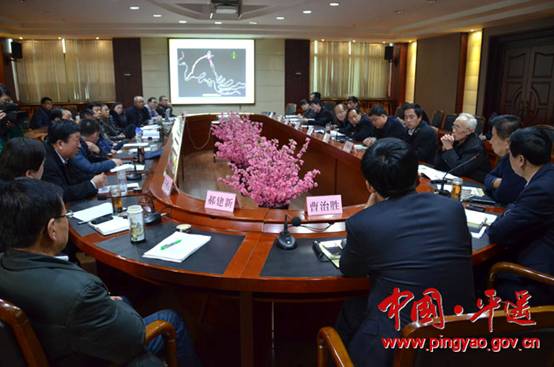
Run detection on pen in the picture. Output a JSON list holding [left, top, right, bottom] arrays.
[[161, 239, 182, 250]]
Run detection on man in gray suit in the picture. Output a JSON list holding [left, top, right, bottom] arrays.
[[0, 179, 200, 366]]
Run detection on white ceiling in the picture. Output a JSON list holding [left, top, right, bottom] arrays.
[[1, 0, 554, 42]]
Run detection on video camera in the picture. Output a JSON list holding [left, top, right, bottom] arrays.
[[0, 102, 28, 128]]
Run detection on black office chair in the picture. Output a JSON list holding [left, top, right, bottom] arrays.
[[443, 114, 457, 132], [430, 110, 445, 129]]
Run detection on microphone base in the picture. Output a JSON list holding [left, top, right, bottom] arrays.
[[127, 172, 142, 181], [437, 189, 451, 197], [275, 232, 297, 250]]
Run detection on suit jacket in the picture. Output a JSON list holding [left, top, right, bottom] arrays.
[[71, 139, 116, 175], [340, 115, 375, 142], [484, 155, 526, 206], [125, 106, 150, 127], [30, 107, 51, 129], [374, 117, 406, 140], [41, 143, 97, 202], [404, 121, 437, 164], [313, 109, 334, 126], [156, 105, 174, 118], [0, 250, 147, 366], [340, 192, 475, 367], [488, 163, 554, 305], [435, 133, 491, 182]]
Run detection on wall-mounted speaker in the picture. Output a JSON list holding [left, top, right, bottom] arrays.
[[384, 45, 393, 61], [11, 41, 23, 59]]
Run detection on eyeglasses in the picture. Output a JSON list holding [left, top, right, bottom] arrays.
[[54, 211, 73, 220]]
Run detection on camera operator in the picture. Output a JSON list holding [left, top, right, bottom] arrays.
[[0, 84, 26, 154]]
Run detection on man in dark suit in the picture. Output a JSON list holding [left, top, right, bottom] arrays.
[[0, 179, 201, 366], [30, 96, 53, 129], [488, 128, 554, 306], [340, 108, 374, 142], [364, 104, 406, 147], [310, 99, 334, 126], [338, 138, 475, 367], [126, 96, 151, 127], [435, 113, 490, 182], [157, 95, 175, 118], [333, 103, 349, 129], [484, 115, 526, 206], [41, 120, 106, 201], [402, 103, 437, 164]]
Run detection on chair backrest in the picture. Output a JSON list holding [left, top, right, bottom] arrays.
[[285, 103, 297, 115], [430, 110, 445, 128], [475, 115, 485, 136], [443, 114, 457, 132], [393, 306, 554, 367], [0, 298, 49, 367]]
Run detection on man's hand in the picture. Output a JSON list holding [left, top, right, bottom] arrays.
[[86, 141, 100, 154], [363, 137, 376, 147], [441, 134, 455, 151], [492, 178, 502, 189], [92, 173, 107, 188]]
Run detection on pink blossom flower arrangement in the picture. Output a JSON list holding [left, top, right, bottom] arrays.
[[221, 136, 320, 208], [211, 113, 262, 167]]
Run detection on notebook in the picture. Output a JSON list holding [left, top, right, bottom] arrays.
[[110, 164, 145, 173], [90, 216, 129, 236], [72, 203, 113, 223], [142, 231, 211, 263], [418, 165, 459, 181], [464, 209, 498, 229]]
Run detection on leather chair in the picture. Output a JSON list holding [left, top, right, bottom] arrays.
[[0, 298, 178, 367], [487, 261, 554, 290], [317, 306, 554, 367], [442, 114, 457, 133], [430, 110, 445, 129]]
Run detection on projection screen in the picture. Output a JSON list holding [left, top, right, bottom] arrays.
[[169, 39, 255, 104]]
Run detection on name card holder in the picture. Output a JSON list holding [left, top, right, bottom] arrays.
[[161, 173, 174, 196], [307, 126, 315, 136], [306, 195, 343, 216], [342, 141, 354, 153], [205, 190, 237, 213], [322, 133, 331, 143]]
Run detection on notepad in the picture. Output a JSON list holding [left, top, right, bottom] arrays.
[[142, 232, 211, 263], [316, 240, 344, 268], [90, 216, 129, 236], [354, 144, 367, 150], [72, 203, 113, 223], [418, 165, 459, 181], [110, 164, 145, 173], [123, 142, 149, 149], [465, 209, 498, 228]]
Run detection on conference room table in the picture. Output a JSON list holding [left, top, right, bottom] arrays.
[[69, 113, 501, 367]]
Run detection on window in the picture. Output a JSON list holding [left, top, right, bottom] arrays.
[[311, 41, 389, 99], [15, 39, 115, 104]]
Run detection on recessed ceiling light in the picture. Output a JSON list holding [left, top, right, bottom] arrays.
[[58, 36, 62, 40], [329, 2, 340, 6], [153, 14, 162, 18], [426, 0, 437, 3], [409, 40, 413, 43], [129, 6, 140, 10], [352, 39, 356, 43], [179, 20, 188, 24], [394, 10, 404, 15], [321, 38, 325, 42], [249, 21, 258, 24], [382, 41, 386, 44], [302, 10, 312, 14], [19, 36, 23, 40], [214, 21, 222, 25], [95, 36, 100, 40], [470, 29, 475, 32], [276, 16, 285, 20], [389, 43, 394, 46]]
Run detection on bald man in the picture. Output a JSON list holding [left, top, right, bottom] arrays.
[[125, 96, 150, 127]]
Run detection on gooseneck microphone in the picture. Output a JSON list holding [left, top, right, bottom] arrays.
[[436, 154, 480, 196], [275, 214, 298, 250]]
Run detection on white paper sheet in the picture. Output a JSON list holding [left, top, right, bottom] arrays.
[[143, 232, 211, 263], [418, 165, 459, 181], [465, 209, 498, 227], [90, 216, 129, 236], [110, 164, 145, 173], [72, 203, 113, 223]]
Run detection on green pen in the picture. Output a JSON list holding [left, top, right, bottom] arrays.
[[161, 239, 182, 250]]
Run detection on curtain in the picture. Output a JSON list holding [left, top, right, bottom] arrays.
[[64, 40, 116, 102], [311, 41, 389, 99], [15, 39, 115, 104], [15, 40, 67, 103]]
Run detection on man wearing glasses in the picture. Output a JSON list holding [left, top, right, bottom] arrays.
[[435, 113, 490, 182], [0, 179, 200, 366]]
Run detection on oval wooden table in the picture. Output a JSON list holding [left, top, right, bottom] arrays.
[[71, 114, 500, 367]]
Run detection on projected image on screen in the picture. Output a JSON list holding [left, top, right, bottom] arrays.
[[169, 39, 255, 104], [178, 49, 246, 97]]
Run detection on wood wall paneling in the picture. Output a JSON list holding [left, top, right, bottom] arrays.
[[0, 39, 17, 98], [455, 33, 469, 113], [390, 43, 408, 107], [284, 39, 310, 108], [112, 38, 143, 107]]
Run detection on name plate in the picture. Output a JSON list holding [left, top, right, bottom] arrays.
[[161, 173, 174, 196], [342, 140, 354, 153], [307, 126, 315, 136], [306, 195, 343, 216], [205, 190, 236, 213], [322, 133, 331, 143]]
